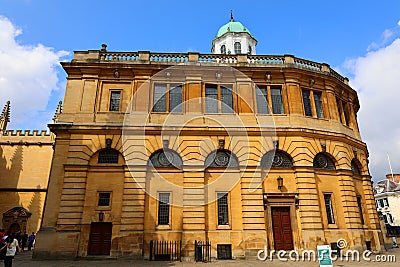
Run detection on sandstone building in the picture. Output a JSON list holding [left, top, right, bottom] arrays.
[[0, 101, 54, 235], [33, 17, 383, 260]]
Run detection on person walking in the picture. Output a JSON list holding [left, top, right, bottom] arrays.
[[1, 235, 20, 267], [27, 232, 35, 251], [21, 232, 28, 251]]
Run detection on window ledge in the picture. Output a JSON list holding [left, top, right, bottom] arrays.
[[156, 225, 171, 230], [217, 225, 231, 230], [327, 224, 338, 229]]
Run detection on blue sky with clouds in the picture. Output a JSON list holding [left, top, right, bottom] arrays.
[[0, 0, 400, 180]]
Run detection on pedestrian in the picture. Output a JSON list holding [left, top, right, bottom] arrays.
[[1, 235, 20, 267], [21, 232, 28, 251], [27, 232, 35, 251]]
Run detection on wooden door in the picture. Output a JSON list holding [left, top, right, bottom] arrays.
[[88, 222, 112, 255], [271, 207, 294, 250]]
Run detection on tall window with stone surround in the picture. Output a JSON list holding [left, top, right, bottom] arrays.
[[109, 91, 121, 111], [158, 192, 170, 225], [234, 42, 241, 54], [217, 193, 229, 225], [324, 193, 335, 224]]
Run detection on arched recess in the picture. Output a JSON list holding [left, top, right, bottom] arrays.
[[204, 149, 239, 168], [351, 158, 362, 175], [2, 206, 32, 234], [148, 149, 183, 168], [261, 150, 293, 168], [313, 152, 336, 170]]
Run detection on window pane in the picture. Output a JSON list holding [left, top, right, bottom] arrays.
[[217, 193, 229, 225], [221, 45, 226, 54], [98, 192, 111, 206], [234, 42, 241, 54], [153, 84, 167, 112], [342, 102, 350, 126], [314, 92, 324, 118], [356, 196, 364, 225], [324, 194, 335, 224], [169, 85, 182, 112], [302, 90, 312, 116], [109, 91, 121, 111], [256, 87, 269, 114], [221, 86, 233, 113], [271, 86, 284, 114], [205, 85, 218, 113], [158, 193, 170, 225], [336, 97, 343, 123], [98, 149, 119, 164]]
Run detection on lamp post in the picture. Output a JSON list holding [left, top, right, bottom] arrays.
[[277, 176, 283, 190]]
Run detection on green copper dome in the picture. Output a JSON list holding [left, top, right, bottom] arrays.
[[215, 21, 256, 40]]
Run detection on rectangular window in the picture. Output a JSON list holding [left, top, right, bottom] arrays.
[[356, 195, 365, 225], [336, 97, 343, 123], [158, 192, 170, 225], [205, 84, 234, 113], [383, 198, 389, 207], [217, 244, 232, 260], [342, 101, 350, 126], [153, 83, 182, 113], [169, 85, 182, 112], [109, 91, 121, 111], [302, 90, 312, 116], [313, 92, 324, 118], [217, 193, 229, 225], [256, 87, 269, 114], [220, 85, 233, 113], [98, 192, 111, 206], [324, 193, 335, 224], [271, 86, 284, 114], [379, 199, 384, 208], [153, 84, 167, 112]]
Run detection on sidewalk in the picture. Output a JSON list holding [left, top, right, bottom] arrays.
[[10, 248, 400, 267]]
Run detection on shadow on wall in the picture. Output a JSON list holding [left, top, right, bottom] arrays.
[[27, 185, 42, 233], [0, 145, 24, 231]]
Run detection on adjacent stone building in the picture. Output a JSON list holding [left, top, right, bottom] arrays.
[[33, 17, 383, 260], [0, 101, 54, 235]]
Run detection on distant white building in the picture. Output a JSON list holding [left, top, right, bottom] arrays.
[[374, 179, 400, 226], [211, 13, 257, 55]]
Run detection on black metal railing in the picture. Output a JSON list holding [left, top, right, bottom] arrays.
[[149, 240, 182, 261], [195, 240, 211, 262]]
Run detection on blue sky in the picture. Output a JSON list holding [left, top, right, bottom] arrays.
[[1, 0, 400, 180]]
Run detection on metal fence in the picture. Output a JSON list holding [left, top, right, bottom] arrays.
[[195, 240, 211, 262], [149, 240, 182, 261]]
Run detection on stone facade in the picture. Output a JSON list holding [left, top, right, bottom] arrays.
[[0, 127, 53, 235], [31, 45, 383, 260]]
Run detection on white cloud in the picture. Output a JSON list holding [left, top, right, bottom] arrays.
[[345, 38, 400, 181], [0, 16, 69, 129]]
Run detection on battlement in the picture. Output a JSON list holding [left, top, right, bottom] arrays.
[[2, 129, 51, 137]]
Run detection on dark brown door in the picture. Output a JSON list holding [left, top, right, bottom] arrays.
[[271, 207, 294, 250], [88, 222, 112, 255]]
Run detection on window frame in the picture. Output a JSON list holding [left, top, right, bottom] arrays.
[[356, 195, 365, 226], [217, 192, 230, 226], [323, 193, 335, 225], [234, 42, 241, 54], [152, 82, 183, 113], [109, 90, 122, 112], [220, 45, 226, 54], [204, 84, 235, 114], [255, 84, 285, 115], [157, 192, 171, 226], [97, 192, 112, 207], [301, 89, 324, 118]]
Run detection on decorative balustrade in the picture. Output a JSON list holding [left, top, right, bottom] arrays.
[[247, 55, 285, 65], [149, 53, 188, 63], [100, 52, 139, 62], [95, 50, 347, 83], [198, 54, 237, 64], [294, 58, 322, 72]]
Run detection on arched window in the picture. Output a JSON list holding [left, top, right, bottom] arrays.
[[261, 150, 293, 168], [220, 45, 226, 54], [234, 42, 241, 54], [351, 159, 361, 175], [148, 149, 182, 168], [248, 45, 252, 54], [313, 153, 336, 170], [205, 150, 239, 168], [98, 149, 119, 164]]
